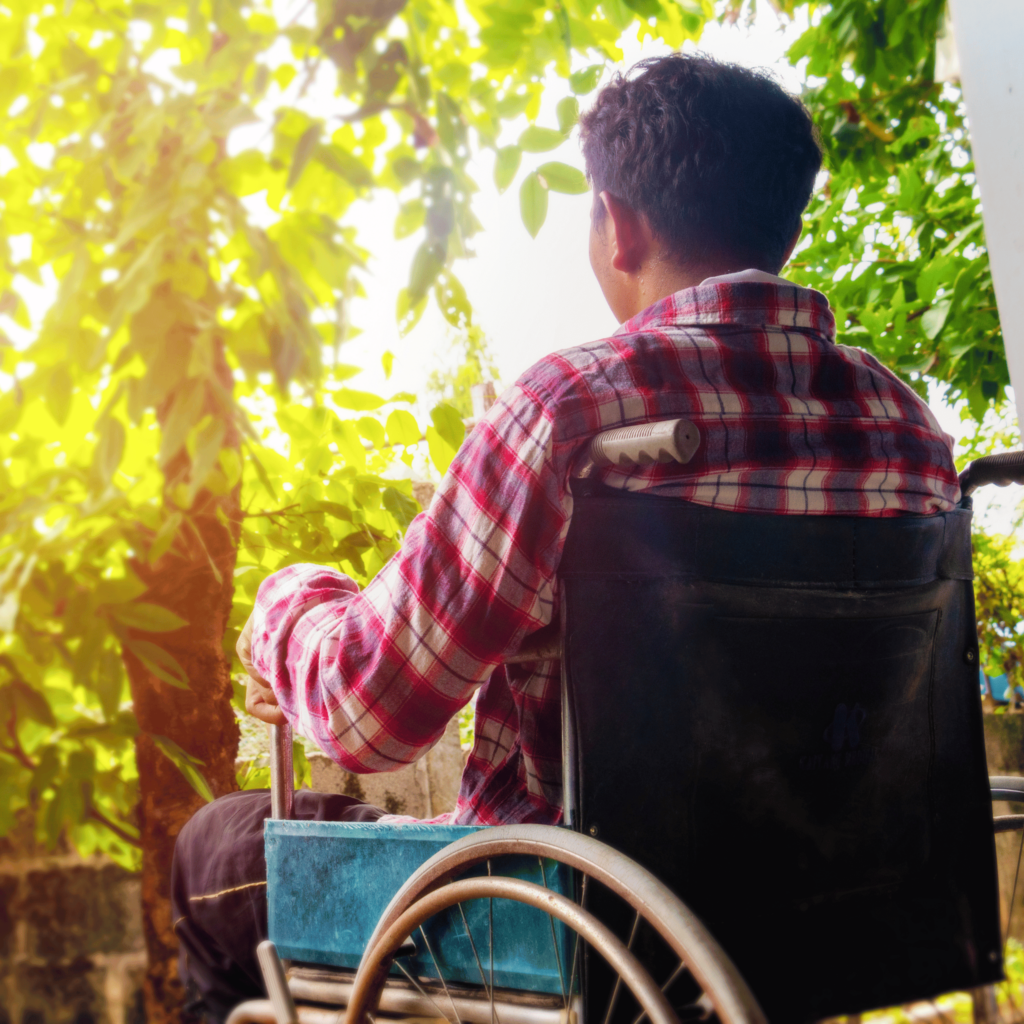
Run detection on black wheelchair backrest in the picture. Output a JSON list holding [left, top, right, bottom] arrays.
[[559, 492, 1001, 1023]]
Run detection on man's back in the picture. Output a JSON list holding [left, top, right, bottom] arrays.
[[528, 274, 958, 516], [451, 273, 958, 827]]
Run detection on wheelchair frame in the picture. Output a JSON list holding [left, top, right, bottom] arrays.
[[229, 431, 1024, 1024]]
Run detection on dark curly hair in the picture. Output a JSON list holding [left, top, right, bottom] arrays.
[[579, 53, 823, 274]]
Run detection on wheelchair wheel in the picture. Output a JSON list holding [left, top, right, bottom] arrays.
[[346, 824, 765, 1024]]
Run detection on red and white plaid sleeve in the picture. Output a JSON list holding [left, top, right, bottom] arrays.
[[248, 383, 570, 774]]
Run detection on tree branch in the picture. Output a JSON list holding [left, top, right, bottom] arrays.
[[88, 807, 142, 848]]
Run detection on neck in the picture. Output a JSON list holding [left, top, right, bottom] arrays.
[[628, 257, 751, 320]]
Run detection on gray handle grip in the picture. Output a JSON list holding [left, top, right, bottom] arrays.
[[588, 418, 700, 469]]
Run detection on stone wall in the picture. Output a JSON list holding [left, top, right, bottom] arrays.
[[308, 718, 464, 819], [982, 713, 1024, 943], [0, 722, 465, 1024], [0, 818, 146, 1024]]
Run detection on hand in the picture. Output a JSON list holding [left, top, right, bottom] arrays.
[[237, 613, 287, 727]]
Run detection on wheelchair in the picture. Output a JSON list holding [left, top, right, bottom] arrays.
[[226, 423, 1024, 1024]]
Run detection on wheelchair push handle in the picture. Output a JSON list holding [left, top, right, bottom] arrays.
[[575, 418, 701, 478], [959, 450, 1024, 497], [591, 418, 700, 468]]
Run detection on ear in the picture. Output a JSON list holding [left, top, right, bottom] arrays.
[[599, 191, 649, 274]]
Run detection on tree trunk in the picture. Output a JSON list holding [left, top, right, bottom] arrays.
[[124, 492, 241, 1024]]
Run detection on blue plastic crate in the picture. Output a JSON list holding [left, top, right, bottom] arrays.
[[266, 819, 574, 994]]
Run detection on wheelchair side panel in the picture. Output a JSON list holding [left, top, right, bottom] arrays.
[[266, 819, 573, 994]]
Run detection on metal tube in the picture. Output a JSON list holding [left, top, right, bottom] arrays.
[[270, 722, 294, 820], [359, 825, 765, 1024], [287, 975, 573, 1024], [346, 877, 676, 1024]]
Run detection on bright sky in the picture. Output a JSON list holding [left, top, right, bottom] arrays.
[[342, 2, 810, 399], [6, 1, 1019, 531]]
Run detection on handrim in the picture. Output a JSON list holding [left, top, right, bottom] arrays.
[[353, 824, 766, 1024]]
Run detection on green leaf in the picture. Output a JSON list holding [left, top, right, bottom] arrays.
[[93, 417, 126, 487], [386, 409, 421, 446], [537, 162, 589, 195], [331, 388, 386, 411], [922, 298, 952, 340], [149, 511, 183, 565], [159, 379, 206, 467], [187, 416, 226, 498], [150, 734, 214, 802], [288, 124, 322, 189], [408, 242, 445, 304], [381, 351, 394, 380], [556, 97, 580, 134], [518, 126, 565, 153], [94, 573, 148, 605], [426, 426, 458, 475], [394, 200, 425, 239], [247, 447, 279, 500], [316, 144, 375, 188], [494, 146, 522, 193], [126, 640, 190, 690], [109, 602, 188, 633], [31, 746, 61, 794], [396, 287, 427, 335], [46, 365, 73, 425], [520, 172, 549, 238], [569, 65, 603, 95], [382, 486, 419, 529], [67, 748, 96, 780], [622, 0, 662, 18], [8, 679, 56, 727], [357, 416, 386, 448], [430, 402, 466, 451], [497, 92, 532, 118], [95, 648, 125, 721]]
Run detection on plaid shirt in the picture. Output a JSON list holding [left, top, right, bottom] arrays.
[[249, 279, 959, 826]]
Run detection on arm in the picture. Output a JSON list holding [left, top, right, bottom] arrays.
[[247, 384, 568, 773]]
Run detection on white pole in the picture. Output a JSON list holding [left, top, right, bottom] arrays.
[[947, 0, 1024, 432]]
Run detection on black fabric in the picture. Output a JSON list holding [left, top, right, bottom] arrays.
[[561, 491, 975, 586], [171, 789, 385, 1023], [559, 495, 1001, 1023]]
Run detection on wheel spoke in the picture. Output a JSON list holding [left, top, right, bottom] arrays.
[[660, 961, 687, 995], [393, 957, 457, 1024], [1006, 829, 1024, 950], [628, 958, 693, 1024], [538, 857, 568, 1005], [565, 874, 589, 1009], [456, 900, 501, 1024], [419, 924, 464, 1024], [602, 910, 641, 1024]]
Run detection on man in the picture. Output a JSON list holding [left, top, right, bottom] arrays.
[[172, 52, 959, 1020]]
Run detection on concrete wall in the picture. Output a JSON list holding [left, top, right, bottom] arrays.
[[308, 718, 464, 819], [0, 817, 146, 1024], [983, 713, 1024, 943], [0, 723, 466, 1024]]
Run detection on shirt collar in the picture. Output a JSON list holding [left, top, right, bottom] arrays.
[[615, 270, 837, 341]]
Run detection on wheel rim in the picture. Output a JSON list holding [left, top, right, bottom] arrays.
[[355, 825, 765, 1024], [346, 875, 678, 1024]]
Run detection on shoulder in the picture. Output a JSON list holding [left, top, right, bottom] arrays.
[[508, 331, 658, 443]]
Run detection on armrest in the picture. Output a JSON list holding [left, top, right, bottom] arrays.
[[990, 775, 1024, 802]]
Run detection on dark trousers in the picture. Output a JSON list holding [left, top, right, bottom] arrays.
[[171, 789, 386, 1022]]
